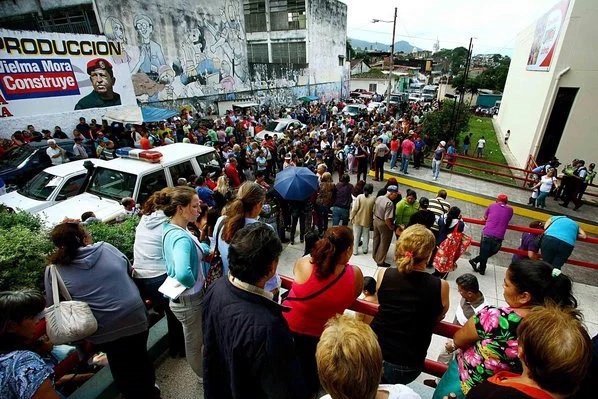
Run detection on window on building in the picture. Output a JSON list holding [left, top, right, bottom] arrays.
[[338, 55, 345, 66], [247, 43, 269, 63], [0, 5, 99, 34], [270, 0, 306, 31], [271, 41, 306, 64], [369, 83, 377, 92], [243, 0, 267, 33]]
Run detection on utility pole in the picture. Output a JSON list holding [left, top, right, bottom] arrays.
[[387, 7, 398, 107], [453, 37, 473, 141]]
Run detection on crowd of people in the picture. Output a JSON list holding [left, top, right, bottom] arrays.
[[1, 100, 597, 399]]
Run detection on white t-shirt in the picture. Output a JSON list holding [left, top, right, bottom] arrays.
[[46, 146, 64, 165], [477, 139, 486, 149], [320, 384, 420, 399], [539, 176, 556, 193]]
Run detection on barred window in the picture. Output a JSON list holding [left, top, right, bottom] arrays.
[[271, 41, 306, 64], [247, 43, 269, 63], [270, 0, 306, 31], [243, 0, 267, 33], [0, 4, 99, 34]]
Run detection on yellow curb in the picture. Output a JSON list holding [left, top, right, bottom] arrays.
[[369, 171, 598, 235]]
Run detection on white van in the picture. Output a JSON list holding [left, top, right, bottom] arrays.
[[37, 143, 218, 226], [0, 159, 104, 213]]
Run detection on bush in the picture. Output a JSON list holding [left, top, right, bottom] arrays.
[[86, 217, 140, 261], [0, 206, 45, 232], [0, 225, 53, 291]]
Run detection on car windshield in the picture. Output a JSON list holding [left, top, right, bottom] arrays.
[[87, 167, 136, 201], [0, 145, 33, 167], [265, 121, 283, 131], [18, 171, 63, 201]]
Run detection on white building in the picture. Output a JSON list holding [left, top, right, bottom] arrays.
[[496, 0, 598, 166]]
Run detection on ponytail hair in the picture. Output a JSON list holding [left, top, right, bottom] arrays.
[[49, 222, 89, 266], [222, 182, 265, 243], [310, 226, 353, 279], [160, 186, 196, 218], [442, 206, 461, 234], [508, 260, 577, 308], [140, 187, 175, 216], [395, 224, 435, 273]]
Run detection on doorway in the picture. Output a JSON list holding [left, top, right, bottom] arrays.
[[536, 87, 578, 163]]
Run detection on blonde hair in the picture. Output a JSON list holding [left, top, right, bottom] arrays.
[[316, 315, 382, 399], [215, 175, 229, 193], [321, 172, 332, 183], [395, 224, 435, 273], [518, 304, 592, 396]]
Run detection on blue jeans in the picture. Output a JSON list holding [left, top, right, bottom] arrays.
[[540, 235, 574, 269], [535, 190, 550, 208], [332, 206, 349, 226], [382, 360, 421, 385], [400, 154, 411, 173], [390, 151, 398, 169], [471, 235, 502, 272], [432, 158, 442, 179]]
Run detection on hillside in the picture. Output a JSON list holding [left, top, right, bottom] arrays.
[[349, 38, 424, 53]]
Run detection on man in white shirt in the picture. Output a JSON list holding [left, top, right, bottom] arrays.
[[46, 139, 66, 165], [476, 136, 486, 158]]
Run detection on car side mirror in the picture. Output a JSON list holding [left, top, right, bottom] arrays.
[[56, 194, 67, 201]]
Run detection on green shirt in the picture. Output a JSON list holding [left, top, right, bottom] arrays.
[[75, 91, 121, 110]]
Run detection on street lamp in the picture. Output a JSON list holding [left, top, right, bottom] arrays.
[[372, 7, 397, 108]]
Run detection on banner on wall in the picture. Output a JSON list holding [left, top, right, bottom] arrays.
[[0, 29, 136, 118], [526, 0, 571, 72]]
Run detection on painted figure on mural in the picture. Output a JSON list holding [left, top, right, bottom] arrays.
[[131, 14, 167, 81], [180, 26, 218, 86], [103, 17, 131, 65]]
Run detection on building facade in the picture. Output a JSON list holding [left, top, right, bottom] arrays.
[[496, 0, 598, 167], [0, 0, 347, 134]]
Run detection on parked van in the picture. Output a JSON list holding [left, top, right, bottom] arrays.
[[37, 143, 218, 226], [0, 159, 104, 213]]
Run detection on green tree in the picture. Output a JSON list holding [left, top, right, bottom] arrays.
[[422, 99, 471, 144], [346, 39, 356, 60]]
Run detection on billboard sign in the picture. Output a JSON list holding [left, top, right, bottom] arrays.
[[526, 0, 571, 72], [0, 29, 136, 118]]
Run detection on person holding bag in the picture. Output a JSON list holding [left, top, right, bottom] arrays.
[[433, 206, 470, 279], [283, 226, 364, 397], [162, 186, 210, 380], [44, 221, 159, 399]]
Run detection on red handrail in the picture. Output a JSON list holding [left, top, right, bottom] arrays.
[[280, 275, 459, 377], [462, 217, 598, 270]]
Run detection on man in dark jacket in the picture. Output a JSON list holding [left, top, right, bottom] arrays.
[[203, 223, 307, 399]]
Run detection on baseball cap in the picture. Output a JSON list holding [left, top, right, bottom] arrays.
[[440, 140, 446, 147], [285, 153, 292, 160], [387, 185, 399, 193], [86, 58, 113, 74], [497, 194, 508, 203]]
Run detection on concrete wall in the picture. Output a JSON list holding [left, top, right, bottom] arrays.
[[497, 0, 598, 166], [0, 0, 91, 16]]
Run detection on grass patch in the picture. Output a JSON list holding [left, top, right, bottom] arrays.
[[453, 116, 515, 185]]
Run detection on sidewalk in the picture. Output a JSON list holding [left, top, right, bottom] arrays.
[[153, 166, 598, 399]]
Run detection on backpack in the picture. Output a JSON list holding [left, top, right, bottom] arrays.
[[432, 223, 472, 273]]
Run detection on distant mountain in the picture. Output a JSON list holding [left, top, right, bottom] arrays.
[[349, 38, 425, 53]]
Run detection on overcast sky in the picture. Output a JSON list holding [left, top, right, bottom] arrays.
[[339, 0, 560, 55]]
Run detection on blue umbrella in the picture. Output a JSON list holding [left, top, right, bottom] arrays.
[[273, 166, 319, 201]]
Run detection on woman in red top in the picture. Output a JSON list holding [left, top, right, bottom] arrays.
[[283, 226, 363, 397]]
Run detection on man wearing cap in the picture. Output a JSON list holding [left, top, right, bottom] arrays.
[[469, 194, 513, 275], [373, 185, 399, 267], [75, 58, 121, 110]]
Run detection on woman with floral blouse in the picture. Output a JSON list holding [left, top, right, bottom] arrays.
[[433, 259, 578, 399]]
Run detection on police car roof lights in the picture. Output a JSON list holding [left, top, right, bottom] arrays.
[[115, 147, 162, 163]]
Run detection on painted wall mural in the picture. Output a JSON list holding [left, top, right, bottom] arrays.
[[95, 0, 344, 110]]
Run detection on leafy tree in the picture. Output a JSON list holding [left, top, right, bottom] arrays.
[[422, 99, 471, 144], [346, 39, 356, 60]]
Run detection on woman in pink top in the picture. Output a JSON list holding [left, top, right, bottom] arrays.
[[283, 226, 363, 396]]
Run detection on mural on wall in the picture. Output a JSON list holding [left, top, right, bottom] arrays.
[[100, 0, 252, 104]]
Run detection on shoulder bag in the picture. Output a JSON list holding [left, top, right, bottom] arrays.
[[203, 219, 225, 291], [44, 265, 98, 345], [283, 266, 347, 302]]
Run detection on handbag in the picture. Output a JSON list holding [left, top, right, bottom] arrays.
[[203, 220, 225, 291], [44, 265, 98, 345], [433, 223, 472, 273]]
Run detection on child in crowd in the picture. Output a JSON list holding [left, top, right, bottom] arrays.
[[356, 276, 378, 325]]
